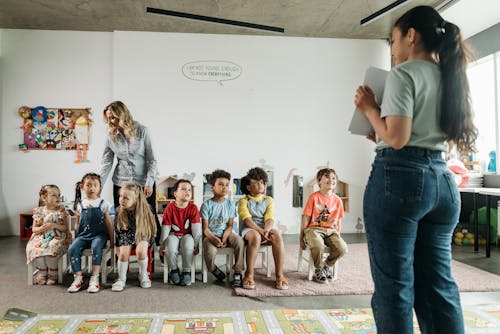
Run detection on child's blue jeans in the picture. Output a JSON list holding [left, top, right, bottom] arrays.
[[68, 236, 108, 273], [363, 147, 464, 334]]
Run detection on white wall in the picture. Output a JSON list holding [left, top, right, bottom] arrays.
[[0, 29, 113, 235], [0, 29, 6, 233], [0, 28, 389, 236], [113, 31, 388, 233]]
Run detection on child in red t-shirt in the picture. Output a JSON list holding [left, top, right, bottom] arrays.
[[160, 179, 201, 286], [300, 168, 348, 284]]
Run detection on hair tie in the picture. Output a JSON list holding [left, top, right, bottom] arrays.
[[436, 21, 446, 35]]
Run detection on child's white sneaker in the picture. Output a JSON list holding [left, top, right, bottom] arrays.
[[112, 279, 126, 292], [67, 274, 84, 293], [140, 276, 152, 289], [87, 275, 100, 293]]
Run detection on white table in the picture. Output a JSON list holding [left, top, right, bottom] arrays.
[[458, 187, 480, 253], [477, 188, 500, 257], [460, 187, 500, 257]]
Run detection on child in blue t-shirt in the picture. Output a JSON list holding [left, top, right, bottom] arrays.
[[201, 169, 245, 287]]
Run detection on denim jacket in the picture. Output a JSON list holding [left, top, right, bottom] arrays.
[[100, 123, 158, 187]]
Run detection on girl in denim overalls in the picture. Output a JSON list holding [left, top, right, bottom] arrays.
[[67, 173, 114, 293]]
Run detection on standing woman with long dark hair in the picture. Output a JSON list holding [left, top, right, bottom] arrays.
[[354, 6, 477, 334], [100, 101, 161, 245]]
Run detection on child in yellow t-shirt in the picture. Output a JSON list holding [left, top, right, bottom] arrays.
[[238, 167, 288, 290], [300, 168, 348, 283]]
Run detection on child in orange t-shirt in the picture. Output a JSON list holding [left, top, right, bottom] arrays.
[[300, 168, 348, 283]]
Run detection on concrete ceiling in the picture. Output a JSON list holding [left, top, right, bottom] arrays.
[[1, 0, 454, 40]]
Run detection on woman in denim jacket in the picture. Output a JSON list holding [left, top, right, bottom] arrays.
[[100, 101, 160, 244]]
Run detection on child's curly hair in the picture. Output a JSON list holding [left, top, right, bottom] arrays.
[[209, 169, 231, 186], [247, 167, 268, 183], [240, 167, 268, 195]]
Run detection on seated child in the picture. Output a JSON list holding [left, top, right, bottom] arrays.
[[201, 169, 245, 287], [26, 184, 71, 285], [238, 167, 288, 290], [160, 179, 202, 286], [67, 173, 114, 293], [300, 168, 348, 283], [112, 183, 157, 292]]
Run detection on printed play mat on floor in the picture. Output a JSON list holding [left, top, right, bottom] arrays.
[[2, 305, 500, 333]]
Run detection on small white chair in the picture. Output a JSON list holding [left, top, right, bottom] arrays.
[[297, 245, 340, 281], [245, 244, 272, 277], [67, 218, 115, 284], [163, 250, 198, 284], [127, 245, 155, 279], [68, 246, 116, 284], [202, 247, 234, 283], [27, 255, 65, 285], [78, 246, 115, 284]]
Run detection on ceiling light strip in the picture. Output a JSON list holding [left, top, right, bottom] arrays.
[[434, 0, 460, 12], [146, 7, 284, 33], [360, 0, 413, 26]]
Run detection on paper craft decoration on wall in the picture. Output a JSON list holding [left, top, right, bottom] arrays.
[[18, 106, 92, 163]]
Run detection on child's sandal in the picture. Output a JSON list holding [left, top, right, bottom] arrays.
[[242, 276, 256, 290], [35, 268, 48, 285], [275, 276, 289, 290], [47, 269, 58, 285]]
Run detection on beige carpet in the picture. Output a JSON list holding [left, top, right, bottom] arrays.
[[234, 243, 500, 297]]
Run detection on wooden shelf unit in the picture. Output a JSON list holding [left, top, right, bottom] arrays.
[[156, 176, 195, 214], [20, 211, 34, 240]]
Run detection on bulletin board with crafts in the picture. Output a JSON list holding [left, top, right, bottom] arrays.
[[18, 105, 92, 163]]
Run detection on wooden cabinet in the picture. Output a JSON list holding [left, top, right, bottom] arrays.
[[20, 211, 34, 240], [307, 180, 349, 212]]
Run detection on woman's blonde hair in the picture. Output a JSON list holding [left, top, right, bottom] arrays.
[[116, 183, 157, 242], [103, 101, 138, 140]]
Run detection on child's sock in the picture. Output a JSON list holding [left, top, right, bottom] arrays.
[[137, 258, 149, 281], [117, 260, 128, 283], [138, 258, 152, 288]]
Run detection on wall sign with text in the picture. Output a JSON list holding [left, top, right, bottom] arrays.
[[182, 60, 242, 85]]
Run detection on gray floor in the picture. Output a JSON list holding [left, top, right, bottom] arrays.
[[1, 234, 500, 316]]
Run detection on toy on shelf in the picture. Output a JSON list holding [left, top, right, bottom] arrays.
[[488, 150, 496, 173], [453, 231, 474, 246], [156, 175, 195, 214], [73, 111, 92, 163], [453, 231, 487, 246]]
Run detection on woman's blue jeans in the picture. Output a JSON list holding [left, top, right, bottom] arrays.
[[364, 147, 464, 334]]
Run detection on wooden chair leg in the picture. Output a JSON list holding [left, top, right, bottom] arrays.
[[27, 263, 34, 285], [163, 254, 169, 284], [297, 248, 304, 271]]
